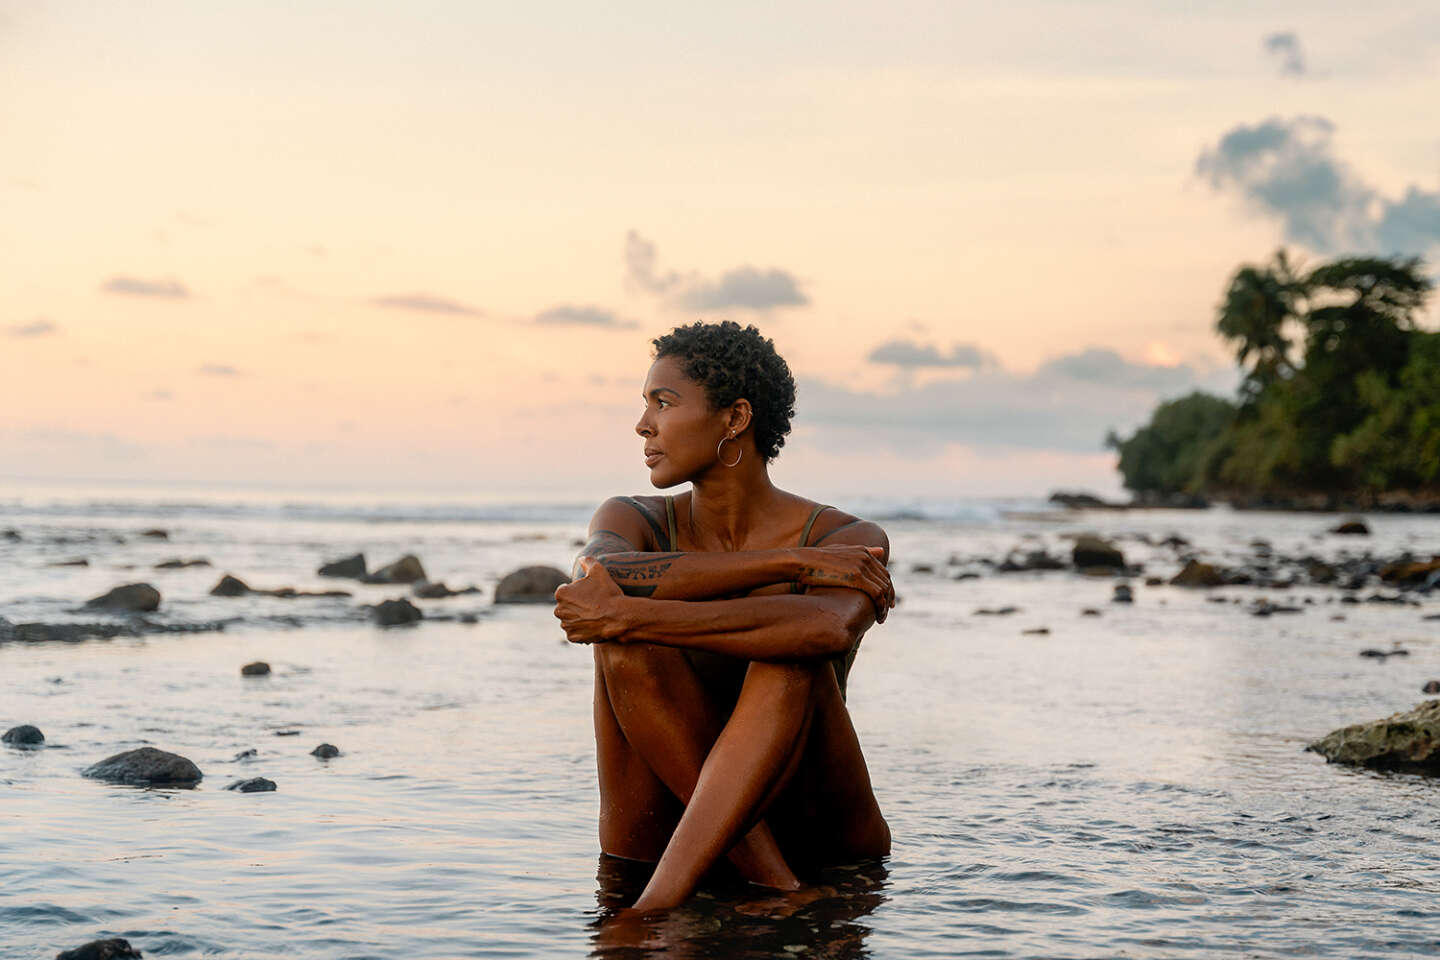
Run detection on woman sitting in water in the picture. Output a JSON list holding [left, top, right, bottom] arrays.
[[553, 320, 895, 913]]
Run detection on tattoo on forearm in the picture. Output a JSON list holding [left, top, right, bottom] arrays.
[[603, 554, 679, 596]]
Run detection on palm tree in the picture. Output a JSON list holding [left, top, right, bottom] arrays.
[[1215, 249, 1305, 406]]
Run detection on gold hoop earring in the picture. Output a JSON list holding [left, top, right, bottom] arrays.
[[717, 435, 742, 468]]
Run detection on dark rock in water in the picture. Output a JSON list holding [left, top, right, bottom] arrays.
[[55, 937, 143, 960], [240, 661, 271, 677], [1112, 584, 1133, 604], [910, 563, 935, 574], [494, 565, 570, 603], [952, 571, 980, 581], [1308, 699, 1440, 772], [1071, 535, 1125, 570], [1143, 576, 1163, 587], [1160, 534, 1190, 549], [413, 580, 481, 599], [233, 748, 257, 760], [1424, 681, 1440, 694], [210, 574, 251, 597], [1080, 608, 1101, 617], [458, 612, 480, 624], [1359, 647, 1408, 659], [374, 597, 423, 626], [1380, 557, 1440, 584], [1425, 613, 1440, 621], [1330, 519, 1369, 535], [1306, 560, 1338, 584], [973, 606, 1020, 616], [1, 620, 133, 643], [2, 528, 20, 541], [274, 730, 301, 737], [998, 550, 1066, 573], [318, 553, 367, 579], [1252, 599, 1302, 617], [1021, 627, 1050, 635], [3, 724, 44, 746], [48, 558, 89, 567], [84, 583, 160, 612], [140, 528, 169, 539], [1170, 560, 1226, 588], [366, 554, 426, 584], [227, 777, 277, 793], [1049, 491, 1125, 510], [311, 743, 341, 759], [84, 747, 202, 786], [154, 558, 211, 569]]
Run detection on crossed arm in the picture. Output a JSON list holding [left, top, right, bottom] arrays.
[[554, 497, 893, 660]]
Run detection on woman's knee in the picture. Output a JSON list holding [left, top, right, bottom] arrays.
[[596, 641, 687, 687]]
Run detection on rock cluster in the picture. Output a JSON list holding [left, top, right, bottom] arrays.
[[1308, 700, 1440, 773]]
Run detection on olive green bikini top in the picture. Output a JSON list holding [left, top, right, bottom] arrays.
[[663, 496, 857, 699]]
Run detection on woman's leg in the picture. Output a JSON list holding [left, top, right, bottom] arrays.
[[593, 643, 801, 889], [628, 658, 826, 912]]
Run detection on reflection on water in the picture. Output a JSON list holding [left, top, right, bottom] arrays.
[[590, 855, 888, 959]]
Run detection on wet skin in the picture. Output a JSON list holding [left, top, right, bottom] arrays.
[[553, 356, 895, 914]]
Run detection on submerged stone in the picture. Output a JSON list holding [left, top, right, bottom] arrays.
[[3, 724, 45, 747], [84, 583, 160, 612], [311, 743, 341, 759], [55, 938, 143, 960], [494, 565, 569, 603], [373, 597, 423, 626], [240, 661, 271, 677], [226, 777, 277, 793], [318, 553, 367, 579]]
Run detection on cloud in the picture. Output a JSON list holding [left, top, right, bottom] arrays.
[[100, 276, 191, 298], [801, 346, 1226, 455], [534, 304, 635, 328], [868, 339, 989, 369], [624, 230, 809, 311], [1197, 116, 1440, 256], [198, 363, 241, 377], [369, 292, 483, 317], [1262, 32, 1305, 76], [6, 319, 57, 337]]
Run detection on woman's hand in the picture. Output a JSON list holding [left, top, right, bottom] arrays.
[[795, 545, 894, 623], [554, 558, 629, 644]]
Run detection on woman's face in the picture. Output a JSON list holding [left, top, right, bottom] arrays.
[[634, 356, 729, 488]]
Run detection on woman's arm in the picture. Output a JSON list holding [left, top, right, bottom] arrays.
[[555, 520, 891, 660], [575, 497, 891, 608]]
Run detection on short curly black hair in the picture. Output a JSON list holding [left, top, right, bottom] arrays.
[[652, 321, 797, 462]]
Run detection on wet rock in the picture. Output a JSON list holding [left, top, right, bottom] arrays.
[[494, 565, 570, 604], [1425, 613, 1440, 621], [1308, 699, 1440, 772], [240, 661, 271, 677], [210, 574, 252, 596], [1359, 647, 1408, 659], [227, 777, 276, 793], [998, 550, 1066, 573], [154, 558, 211, 569], [1143, 576, 1163, 587], [48, 558, 89, 567], [910, 563, 935, 574], [1424, 682, 1440, 695], [458, 612, 480, 624], [973, 606, 1020, 616], [374, 597, 423, 626], [1080, 608, 1101, 617], [1021, 627, 1050, 635], [1071, 535, 1125, 569], [1380, 557, 1440, 585], [318, 553, 367, 579], [3, 724, 44, 747], [1112, 584, 1133, 604], [274, 730, 300, 737], [0, 620, 134, 643], [1170, 560, 1226, 588], [952, 571, 980, 581], [84, 583, 160, 612], [140, 528, 169, 539], [311, 743, 341, 759], [55, 937, 143, 960], [1049, 491, 1125, 509], [413, 581, 482, 599], [1329, 519, 1369, 535], [366, 554, 426, 584], [83, 747, 202, 786], [1306, 560, 1338, 584], [1251, 600, 1302, 617], [233, 748, 257, 760], [1160, 534, 1190, 549], [2, 528, 20, 541]]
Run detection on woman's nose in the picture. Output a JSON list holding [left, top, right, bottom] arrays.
[[635, 413, 653, 437]]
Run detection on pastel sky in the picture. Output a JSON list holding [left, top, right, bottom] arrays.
[[3, 1, 1438, 500]]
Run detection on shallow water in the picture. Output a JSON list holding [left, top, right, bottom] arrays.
[[3, 490, 1439, 958]]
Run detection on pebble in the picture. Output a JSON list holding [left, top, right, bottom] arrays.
[[311, 743, 341, 759], [240, 661, 271, 677]]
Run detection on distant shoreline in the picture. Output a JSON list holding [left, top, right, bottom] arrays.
[[1048, 490, 1440, 515]]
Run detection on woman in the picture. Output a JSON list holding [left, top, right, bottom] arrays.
[[553, 320, 894, 914]]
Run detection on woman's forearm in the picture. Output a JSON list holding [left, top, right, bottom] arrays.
[[592, 548, 800, 601], [610, 593, 856, 660]]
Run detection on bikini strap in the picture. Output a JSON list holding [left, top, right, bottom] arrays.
[[665, 495, 679, 551], [799, 504, 833, 547]]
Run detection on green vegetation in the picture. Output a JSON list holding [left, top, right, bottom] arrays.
[[1109, 251, 1439, 503]]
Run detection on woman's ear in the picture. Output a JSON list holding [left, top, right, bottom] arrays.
[[727, 398, 754, 437]]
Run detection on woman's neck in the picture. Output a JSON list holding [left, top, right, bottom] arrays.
[[685, 467, 785, 551]]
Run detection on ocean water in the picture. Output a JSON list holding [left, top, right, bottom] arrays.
[[2, 484, 1439, 958]]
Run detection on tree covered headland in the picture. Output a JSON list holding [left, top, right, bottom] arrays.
[[1108, 251, 1440, 507]]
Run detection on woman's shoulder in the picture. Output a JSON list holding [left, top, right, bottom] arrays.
[[792, 498, 886, 547], [591, 494, 673, 550]]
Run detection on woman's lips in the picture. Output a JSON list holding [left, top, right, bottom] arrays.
[[644, 452, 663, 467]]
